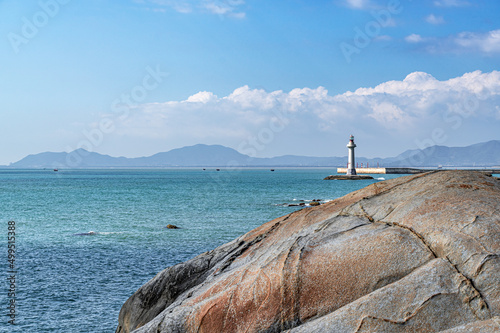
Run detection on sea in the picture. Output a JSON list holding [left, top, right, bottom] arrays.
[[0, 168, 404, 332]]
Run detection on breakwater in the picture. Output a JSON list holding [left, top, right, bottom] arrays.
[[337, 167, 500, 174]]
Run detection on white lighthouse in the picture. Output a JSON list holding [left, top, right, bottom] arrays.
[[346, 135, 357, 175]]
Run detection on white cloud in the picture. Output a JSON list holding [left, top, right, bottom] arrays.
[[434, 0, 470, 7], [406, 29, 500, 55], [454, 30, 500, 54], [343, 0, 373, 9], [346, 0, 363, 8], [425, 14, 445, 25], [137, 0, 246, 18], [203, 1, 246, 18], [109, 71, 500, 156], [369, 102, 411, 128], [186, 91, 217, 103], [346, 72, 441, 96], [341, 0, 396, 12], [170, 3, 193, 14], [405, 34, 424, 43]]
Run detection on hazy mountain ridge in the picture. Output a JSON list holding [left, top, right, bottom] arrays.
[[6, 141, 500, 168]]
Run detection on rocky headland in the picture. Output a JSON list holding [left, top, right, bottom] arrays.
[[116, 171, 500, 333]]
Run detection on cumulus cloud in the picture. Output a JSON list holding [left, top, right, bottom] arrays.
[[203, 1, 246, 18], [405, 34, 424, 43], [404, 30, 500, 55], [425, 14, 445, 25], [367, 102, 408, 128], [109, 71, 500, 157], [186, 91, 217, 103], [136, 0, 246, 18], [453, 30, 500, 54]]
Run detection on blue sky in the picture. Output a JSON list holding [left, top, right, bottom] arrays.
[[1, 0, 499, 165]]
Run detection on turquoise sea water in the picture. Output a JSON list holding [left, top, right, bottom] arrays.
[[0, 168, 404, 332]]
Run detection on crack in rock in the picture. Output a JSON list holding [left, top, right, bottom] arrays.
[[354, 292, 449, 332], [340, 204, 493, 322], [447, 257, 491, 320], [474, 254, 500, 276]]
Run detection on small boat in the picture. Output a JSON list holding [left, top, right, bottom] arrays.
[[270, 169, 275, 172], [54, 169, 59, 172], [216, 169, 220, 171]]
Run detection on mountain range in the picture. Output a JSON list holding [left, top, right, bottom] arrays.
[[5, 140, 500, 168]]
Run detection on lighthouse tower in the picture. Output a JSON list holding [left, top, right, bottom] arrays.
[[346, 135, 357, 175]]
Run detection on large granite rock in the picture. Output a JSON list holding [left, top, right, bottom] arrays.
[[116, 171, 500, 333]]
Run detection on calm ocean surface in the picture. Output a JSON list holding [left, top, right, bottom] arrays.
[[0, 168, 404, 332]]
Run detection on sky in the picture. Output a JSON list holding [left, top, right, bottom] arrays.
[[1, 0, 499, 165]]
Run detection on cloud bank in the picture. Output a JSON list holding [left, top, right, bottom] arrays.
[[109, 71, 500, 157]]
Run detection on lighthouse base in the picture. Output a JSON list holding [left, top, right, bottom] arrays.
[[346, 168, 357, 175]]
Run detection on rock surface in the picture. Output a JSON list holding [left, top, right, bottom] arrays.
[[116, 171, 500, 333], [166, 224, 180, 229]]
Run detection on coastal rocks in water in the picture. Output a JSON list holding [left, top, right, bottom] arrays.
[[286, 202, 306, 207], [165, 224, 180, 229], [282, 200, 324, 207], [73, 231, 97, 236], [116, 171, 500, 333]]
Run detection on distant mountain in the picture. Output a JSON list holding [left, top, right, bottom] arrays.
[[386, 140, 500, 167], [131, 144, 251, 167], [10, 149, 131, 168], [7, 141, 500, 168]]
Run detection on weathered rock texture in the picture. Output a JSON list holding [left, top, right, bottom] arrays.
[[116, 171, 500, 333]]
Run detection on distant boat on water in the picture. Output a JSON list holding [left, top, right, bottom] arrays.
[[54, 168, 59, 172]]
